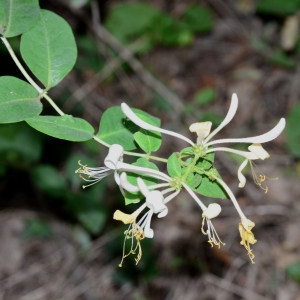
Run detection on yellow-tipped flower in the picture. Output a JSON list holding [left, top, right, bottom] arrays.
[[239, 219, 257, 264]]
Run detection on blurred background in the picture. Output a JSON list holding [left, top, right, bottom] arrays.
[[0, 0, 299, 299]]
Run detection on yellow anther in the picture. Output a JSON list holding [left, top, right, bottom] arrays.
[[113, 210, 135, 224]]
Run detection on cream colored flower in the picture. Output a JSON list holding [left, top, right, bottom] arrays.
[[239, 218, 257, 264]]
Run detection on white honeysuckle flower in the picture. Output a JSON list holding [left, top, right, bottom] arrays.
[[121, 102, 195, 145], [76, 144, 124, 188], [214, 176, 257, 263], [189, 121, 212, 145], [182, 184, 225, 247]]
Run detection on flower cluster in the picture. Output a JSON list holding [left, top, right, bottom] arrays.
[[76, 94, 285, 265]]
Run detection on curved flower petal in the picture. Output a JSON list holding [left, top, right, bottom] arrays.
[[204, 93, 239, 144], [117, 161, 171, 182], [206, 147, 258, 160], [237, 159, 248, 188], [104, 144, 124, 169], [205, 118, 286, 147], [121, 103, 194, 145], [119, 172, 139, 192]]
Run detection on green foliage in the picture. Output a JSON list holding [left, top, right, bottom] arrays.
[[286, 103, 300, 157], [167, 153, 182, 177], [26, 115, 94, 142], [194, 174, 228, 199], [97, 106, 161, 151], [0, 0, 40, 37], [31, 164, 67, 196], [105, 3, 214, 49], [286, 262, 300, 283], [24, 218, 52, 239], [181, 5, 213, 33], [124, 158, 159, 205], [0, 122, 43, 165], [105, 3, 160, 44], [194, 88, 217, 106], [0, 76, 42, 123], [256, 0, 300, 16], [20, 10, 77, 89], [268, 49, 296, 69]]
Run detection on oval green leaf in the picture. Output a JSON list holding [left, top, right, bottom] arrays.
[[286, 103, 300, 157], [0, 76, 42, 123], [0, 0, 40, 37], [26, 115, 94, 141], [167, 152, 182, 177], [20, 9, 77, 89], [195, 175, 228, 199]]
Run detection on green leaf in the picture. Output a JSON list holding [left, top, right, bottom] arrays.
[[181, 5, 213, 33], [134, 129, 162, 153], [185, 173, 202, 189], [97, 106, 161, 151], [0, 0, 40, 37], [268, 49, 296, 69], [78, 209, 106, 235], [286, 262, 300, 283], [256, 0, 300, 16], [24, 218, 52, 239], [180, 147, 194, 158], [124, 158, 159, 205], [194, 175, 228, 199], [26, 115, 94, 141], [31, 164, 67, 196], [153, 14, 193, 46], [286, 103, 300, 157], [167, 153, 182, 177], [105, 3, 161, 44], [0, 76, 42, 123], [194, 88, 217, 106], [133, 113, 161, 153], [20, 10, 77, 89]]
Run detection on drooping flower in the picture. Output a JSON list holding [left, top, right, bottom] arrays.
[[114, 177, 171, 266], [201, 203, 225, 248], [239, 218, 257, 264]]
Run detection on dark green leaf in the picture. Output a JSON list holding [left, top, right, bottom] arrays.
[[286, 103, 300, 157], [256, 0, 300, 16], [105, 3, 161, 44], [0, 0, 40, 37], [195, 175, 228, 199], [194, 88, 217, 106], [31, 164, 67, 196], [97, 106, 160, 151], [167, 152, 182, 177], [185, 173, 202, 189], [268, 49, 296, 69], [124, 158, 159, 205], [0, 76, 42, 123], [26, 115, 94, 141], [20, 10, 77, 89], [78, 210, 106, 235], [181, 5, 213, 33], [286, 262, 300, 283], [180, 147, 194, 158]]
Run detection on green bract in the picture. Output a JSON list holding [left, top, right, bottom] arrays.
[[26, 115, 94, 142], [0, 76, 42, 123], [167, 153, 182, 177], [0, 0, 40, 37], [20, 10, 77, 89]]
